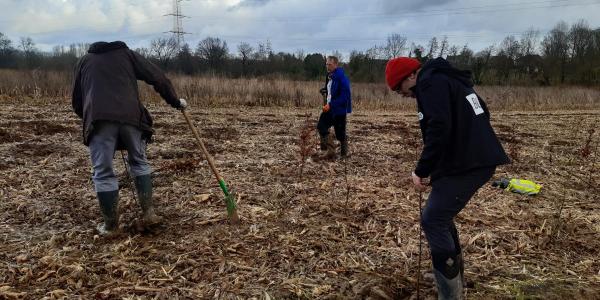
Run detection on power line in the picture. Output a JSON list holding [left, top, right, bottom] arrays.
[[3, 0, 597, 26], [185, 0, 600, 23], [186, 29, 549, 43], [2, 0, 598, 51]]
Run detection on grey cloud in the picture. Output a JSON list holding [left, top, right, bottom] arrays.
[[228, 0, 274, 11], [379, 0, 457, 12], [1, 0, 599, 54]]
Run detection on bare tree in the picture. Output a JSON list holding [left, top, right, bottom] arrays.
[[175, 43, 195, 75], [254, 41, 268, 60], [149, 37, 178, 67], [460, 45, 474, 60], [238, 42, 253, 60], [458, 45, 474, 67], [448, 45, 459, 57], [366, 45, 385, 59], [495, 36, 520, 80], [449, 44, 473, 69], [67, 43, 91, 57], [19, 37, 36, 54], [542, 21, 570, 83], [472, 45, 494, 84], [135, 47, 151, 58], [593, 28, 600, 56], [0, 32, 14, 68], [196, 37, 229, 70], [0, 32, 12, 52], [265, 40, 273, 58], [331, 50, 344, 62], [19, 37, 38, 68], [409, 43, 425, 61], [384, 33, 407, 59], [438, 36, 449, 58], [543, 22, 570, 57], [238, 42, 253, 75], [500, 35, 521, 61], [427, 37, 438, 59], [569, 19, 593, 63], [520, 28, 540, 56], [52, 45, 66, 56], [294, 49, 306, 60]]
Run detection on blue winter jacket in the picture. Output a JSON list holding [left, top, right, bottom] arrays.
[[329, 67, 352, 116]]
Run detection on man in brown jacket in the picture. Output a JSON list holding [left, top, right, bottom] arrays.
[[72, 41, 186, 235]]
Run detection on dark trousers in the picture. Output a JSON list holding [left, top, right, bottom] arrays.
[[421, 167, 495, 272], [317, 112, 346, 142]]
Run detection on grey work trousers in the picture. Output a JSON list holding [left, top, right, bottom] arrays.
[[88, 121, 151, 192]]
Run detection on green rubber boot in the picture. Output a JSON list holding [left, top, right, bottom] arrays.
[[134, 174, 162, 225], [97, 190, 119, 235]]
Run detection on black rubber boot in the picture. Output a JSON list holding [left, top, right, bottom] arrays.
[[450, 224, 465, 287], [97, 190, 119, 235], [134, 174, 162, 225], [320, 134, 329, 151], [432, 252, 464, 300], [340, 139, 349, 158], [457, 252, 465, 287]]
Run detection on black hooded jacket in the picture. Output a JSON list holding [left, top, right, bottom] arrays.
[[413, 58, 509, 180], [72, 41, 181, 145]]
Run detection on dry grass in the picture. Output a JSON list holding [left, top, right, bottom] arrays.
[[1, 69, 599, 111], [0, 97, 598, 298], [0, 69, 72, 99]]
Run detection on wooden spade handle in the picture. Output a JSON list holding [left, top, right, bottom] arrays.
[[181, 109, 222, 182]]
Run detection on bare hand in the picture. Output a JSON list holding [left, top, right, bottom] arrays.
[[412, 172, 429, 191]]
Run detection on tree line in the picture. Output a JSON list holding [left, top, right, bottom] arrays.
[[0, 19, 599, 86]]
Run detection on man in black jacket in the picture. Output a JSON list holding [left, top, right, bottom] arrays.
[[72, 41, 187, 235], [385, 57, 509, 299]]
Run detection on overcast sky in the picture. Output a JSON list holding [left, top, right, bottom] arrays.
[[1, 0, 599, 59]]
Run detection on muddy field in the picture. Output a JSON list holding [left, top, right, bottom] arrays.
[[0, 100, 599, 299]]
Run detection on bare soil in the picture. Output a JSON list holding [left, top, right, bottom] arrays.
[[0, 101, 599, 299]]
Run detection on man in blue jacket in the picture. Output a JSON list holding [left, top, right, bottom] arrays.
[[318, 56, 352, 158], [385, 57, 509, 299]]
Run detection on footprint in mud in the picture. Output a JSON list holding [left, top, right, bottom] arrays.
[[123, 218, 167, 236], [0, 128, 23, 143], [203, 126, 240, 140], [19, 120, 78, 136], [11, 142, 70, 158], [157, 157, 202, 173], [549, 139, 577, 147], [154, 149, 191, 159]]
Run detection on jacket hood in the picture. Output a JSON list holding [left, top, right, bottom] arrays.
[[88, 41, 128, 54], [418, 57, 473, 87]]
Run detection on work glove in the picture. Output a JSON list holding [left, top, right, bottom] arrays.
[[319, 87, 327, 96], [177, 98, 188, 110], [322, 104, 330, 113]]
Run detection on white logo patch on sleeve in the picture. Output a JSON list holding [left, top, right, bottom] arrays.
[[417, 112, 424, 121], [466, 93, 484, 115]]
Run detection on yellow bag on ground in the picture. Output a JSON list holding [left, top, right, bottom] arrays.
[[492, 178, 542, 196]]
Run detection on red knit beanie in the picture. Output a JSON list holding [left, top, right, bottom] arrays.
[[385, 57, 421, 90]]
